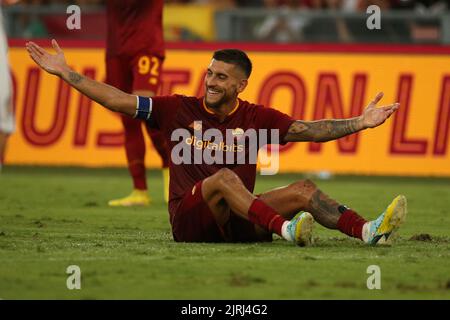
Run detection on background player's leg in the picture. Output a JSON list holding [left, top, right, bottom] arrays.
[[0, 67, 13, 172], [106, 57, 151, 206], [144, 125, 170, 202], [134, 89, 170, 203], [121, 115, 147, 191], [131, 53, 169, 203], [0, 132, 8, 170], [108, 95, 151, 206], [128, 89, 156, 193], [145, 128, 169, 168]]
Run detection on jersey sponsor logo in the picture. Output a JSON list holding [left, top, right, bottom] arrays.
[[170, 121, 280, 175], [185, 135, 244, 153]]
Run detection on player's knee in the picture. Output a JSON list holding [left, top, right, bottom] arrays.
[[216, 168, 241, 188], [290, 179, 317, 204]]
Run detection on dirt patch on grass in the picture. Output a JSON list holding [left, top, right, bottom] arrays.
[[396, 283, 421, 291], [305, 280, 320, 287], [444, 280, 450, 290], [83, 201, 98, 207], [229, 273, 266, 287], [409, 234, 432, 242], [334, 281, 358, 288], [33, 220, 46, 228]]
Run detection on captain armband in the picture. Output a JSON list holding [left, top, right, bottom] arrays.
[[134, 96, 152, 120]]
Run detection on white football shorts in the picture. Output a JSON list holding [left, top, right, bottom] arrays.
[[0, 10, 14, 134]]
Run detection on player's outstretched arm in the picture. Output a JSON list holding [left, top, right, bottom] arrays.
[[26, 39, 136, 117], [284, 92, 399, 142]]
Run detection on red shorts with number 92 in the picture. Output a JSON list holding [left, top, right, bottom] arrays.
[[105, 50, 164, 94]]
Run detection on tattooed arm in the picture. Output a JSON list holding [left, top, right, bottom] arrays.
[[60, 70, 136, 116], [284, 92, 399, 143], [284, 117, 364, 142], [26, 40, 136, 116]]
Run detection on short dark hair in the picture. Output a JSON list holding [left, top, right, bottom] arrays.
[[212, 49, 252, 78]]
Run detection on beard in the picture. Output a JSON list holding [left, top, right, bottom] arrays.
[[204, 86, 235, 109], [205, 94, 226, 109]]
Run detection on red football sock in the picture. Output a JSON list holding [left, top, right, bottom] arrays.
[[148, 129, 170, 168], [247, 199, 286, 236], [122, 116, 147, 190], [337, 207, 367, 240], [128, 160, 147, 190]]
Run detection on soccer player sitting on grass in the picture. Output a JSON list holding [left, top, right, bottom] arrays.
[[26, 40, 407, 246]]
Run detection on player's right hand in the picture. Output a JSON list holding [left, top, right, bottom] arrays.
[[26, 39, 69, 77], [361, 92, 400, 129]]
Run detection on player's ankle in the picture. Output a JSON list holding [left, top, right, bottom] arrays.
[[281, 221, 293, 242], [361, 222, 370, 243]]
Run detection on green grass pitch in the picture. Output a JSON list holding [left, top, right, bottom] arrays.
[[0, 166, 449, 299]]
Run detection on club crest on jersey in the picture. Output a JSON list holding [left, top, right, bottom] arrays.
[[231, 128, 244, 138], [189, 122, 202, 131]]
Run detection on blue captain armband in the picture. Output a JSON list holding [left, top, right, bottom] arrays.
[[134, 96, 152, 120]]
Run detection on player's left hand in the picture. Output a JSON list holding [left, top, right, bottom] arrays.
[[362, 92, 399, 129]]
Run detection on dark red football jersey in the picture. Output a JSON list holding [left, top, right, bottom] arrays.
[[106, 0, 165, 58], [147, 95, 295, 219]]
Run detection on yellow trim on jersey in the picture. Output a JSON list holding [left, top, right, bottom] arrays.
[[228, 99, 240, 115], [202, 99, 215, 114], [202, 99, 240, 116]]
